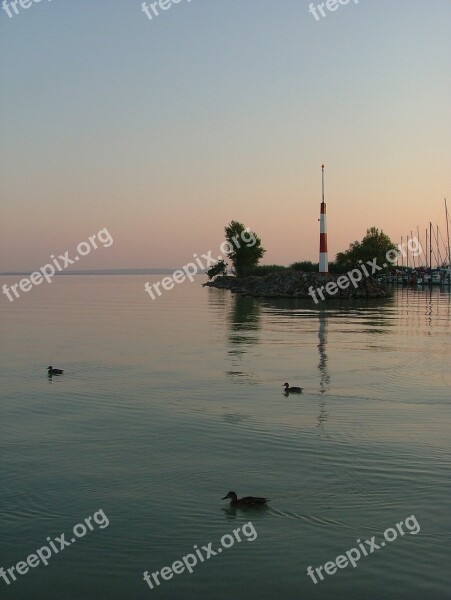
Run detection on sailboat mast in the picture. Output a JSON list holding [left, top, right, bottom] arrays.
[[411, 230, 416, 269], [417, 226, 422, 266], [406, 234, 409, 269], [437, 225, 441, 265], [445, 198, 451, 268], [430, 222, 433, 270]]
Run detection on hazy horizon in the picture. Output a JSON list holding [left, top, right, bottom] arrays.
[[0, 268, 179, 276]]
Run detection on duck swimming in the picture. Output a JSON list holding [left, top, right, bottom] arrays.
[[283, 382, 303, 393], [48, 366, 64, 375], [222, 491, 269, 506]]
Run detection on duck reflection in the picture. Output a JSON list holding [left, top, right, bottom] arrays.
[[222, 412, 248, 425], [221, 503, 270, 519]]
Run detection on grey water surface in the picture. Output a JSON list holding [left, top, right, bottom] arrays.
[[0, 276, 450, 600]]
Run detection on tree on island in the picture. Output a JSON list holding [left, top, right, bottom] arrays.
[[291, 261, 318, 272], [224, 221, 266, 277], [207, 259, 228, 280], [335, 227, 396, 272]]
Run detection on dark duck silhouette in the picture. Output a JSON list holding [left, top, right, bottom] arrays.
[[48, 366, 64, 375], [222, 491, 269, 506], [283, 382, 303, 393]]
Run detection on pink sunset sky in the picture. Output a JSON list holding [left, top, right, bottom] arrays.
[[1, 1, 450, 272]]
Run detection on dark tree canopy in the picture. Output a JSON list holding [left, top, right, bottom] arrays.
[[290, 261, 318, 272], [207, 259, 228, 280], [335, 227, 396, 271], [224, 221, 266, 277]]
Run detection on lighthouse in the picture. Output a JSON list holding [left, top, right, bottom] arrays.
[[319, 164, 328, 274]]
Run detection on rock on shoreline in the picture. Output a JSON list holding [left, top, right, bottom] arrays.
[[203, 271, 390, 300]]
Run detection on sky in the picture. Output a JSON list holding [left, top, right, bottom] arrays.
[[1, 0, 450, 271]]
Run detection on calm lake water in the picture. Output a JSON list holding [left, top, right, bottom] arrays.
[[1, 275, 450, 600]]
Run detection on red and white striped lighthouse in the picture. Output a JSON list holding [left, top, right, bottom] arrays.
[[319, 164, 328, 274]]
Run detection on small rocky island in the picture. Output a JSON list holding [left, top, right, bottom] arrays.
[[204, 271, 390, 300]]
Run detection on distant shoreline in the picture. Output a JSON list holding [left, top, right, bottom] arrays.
[[0, 269, 206, 277]]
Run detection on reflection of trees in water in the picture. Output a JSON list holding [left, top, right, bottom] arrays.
[[260, 297, 314, 317], [206, 286, 228, 314], [226, 296, 262, 382], [228, 296, 261, 336]]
